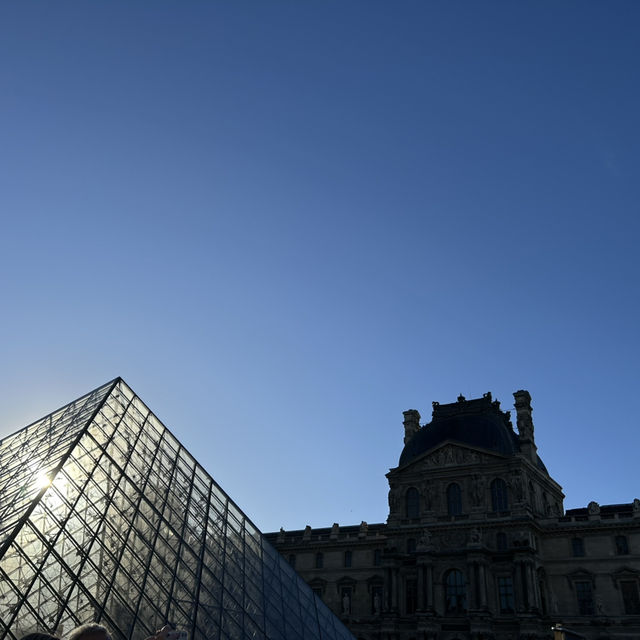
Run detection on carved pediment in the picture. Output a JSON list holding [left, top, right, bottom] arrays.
[[337, 576, 357, 591], [416, 443, 504, 471], [612, 566, 640, 587], [566, 568, 595, 589], [434, 529, 467, 550], [309, 578, 327, 588], [388, 442, 505, 479]]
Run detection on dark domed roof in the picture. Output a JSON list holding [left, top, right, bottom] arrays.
[[399, 393, 548, 473]]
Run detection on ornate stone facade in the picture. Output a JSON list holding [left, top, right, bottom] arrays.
[[265, 391, 640, 640]]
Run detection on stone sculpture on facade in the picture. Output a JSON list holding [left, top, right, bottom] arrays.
[[471, 475, 485, 506], [342, 592, 351, 615]]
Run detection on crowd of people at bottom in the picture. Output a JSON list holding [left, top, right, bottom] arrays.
[[21, 622, 176, 640]]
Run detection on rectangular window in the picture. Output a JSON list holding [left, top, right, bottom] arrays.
[[615, 535, 629, 555], [572, 537, 585, 557], [491, 478, 509, 513], [575, 581, 594, 615], [373, 549, 382, 566], [405, 578, 417, 614], [497, 576, 515, 614], [315, 552, 323, 568], [445, 570, 466, 613], [621, 581, 640, 614], [344, 550, 352, 568], [447, 483, 463, 516]]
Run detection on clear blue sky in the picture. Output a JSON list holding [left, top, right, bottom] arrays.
[[1, 2, 638, 533]]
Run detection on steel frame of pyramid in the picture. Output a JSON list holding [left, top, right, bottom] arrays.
[[0, 378, 354, 640]]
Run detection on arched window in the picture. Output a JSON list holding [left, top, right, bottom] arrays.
[[406, 487, 420, 519], [444, 569, 466, 613], [447, 483, 462, 516], [491, 478, 509, 512]]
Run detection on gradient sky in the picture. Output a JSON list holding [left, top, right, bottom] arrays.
[[1, 2, 639, 533]]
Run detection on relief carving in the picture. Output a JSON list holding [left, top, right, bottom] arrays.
[[435, 529, 466, 549], [471, 475, 485, 507], [424, 446, 484, 468], [417, 528, 432, 550], [445, 447, 455, 465], [509, 471, 525, 502], [423, 482, 434, 510], [388, 485, 399, 512]]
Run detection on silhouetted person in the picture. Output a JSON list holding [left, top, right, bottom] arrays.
[[144, 625, 178, 640], [64, 624, 111, 640]]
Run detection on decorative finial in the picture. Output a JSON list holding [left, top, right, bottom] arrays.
[[403, 409, 421, 445]]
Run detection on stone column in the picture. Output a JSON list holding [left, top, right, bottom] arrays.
[[391, 567, 399, 612], [467, 556, 488, 611], [518, 561, 529, 611], [417, 564, 425, 611], [384, 567, 392, 612], [525, 561, 537, 611], [478, 562, 488, 609], [426, 564, 434, 612], [471, 562, 479, 609]]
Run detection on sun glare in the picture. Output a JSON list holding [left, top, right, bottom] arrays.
[[37, 472, 52, 489]]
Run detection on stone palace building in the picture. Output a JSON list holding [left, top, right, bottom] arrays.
[[265, 391, 640, 640]]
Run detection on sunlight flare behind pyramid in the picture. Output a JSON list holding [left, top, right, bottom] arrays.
[[0, 378, 354, 640]]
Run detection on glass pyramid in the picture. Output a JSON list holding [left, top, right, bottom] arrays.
[[0, 378, 354, 640]]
